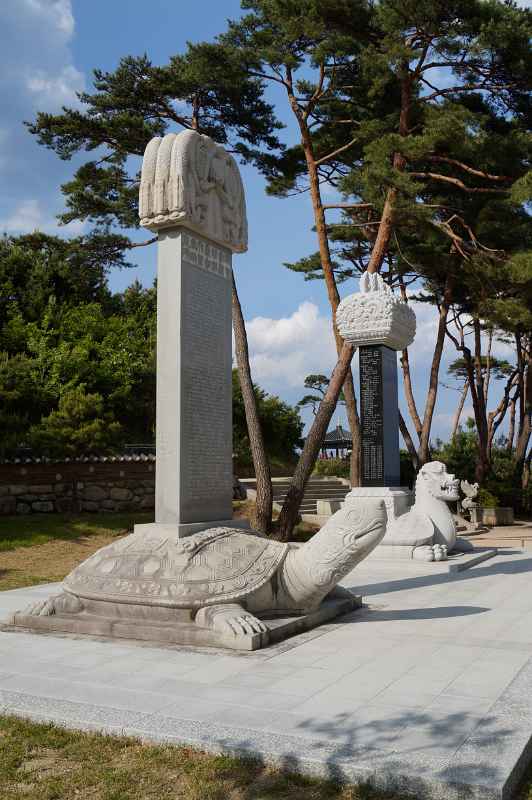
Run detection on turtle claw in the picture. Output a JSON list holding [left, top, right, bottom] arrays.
[[195, 604, 268, 642], [413, 544, 448, 562], [234, 614, 267, 636], [22, 592, 83, 617]]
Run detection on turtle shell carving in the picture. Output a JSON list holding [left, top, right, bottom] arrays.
[[64, 527, 288, 608]]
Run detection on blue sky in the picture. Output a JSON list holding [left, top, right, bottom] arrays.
[[1, 0, 523, 442]]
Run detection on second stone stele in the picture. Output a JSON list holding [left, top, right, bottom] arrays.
[[336, 274, 481, 564], [10, 130, 388, 650]]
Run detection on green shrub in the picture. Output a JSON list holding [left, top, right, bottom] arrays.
[[478, 488, 498, 507], [313, 457, 349, 478]]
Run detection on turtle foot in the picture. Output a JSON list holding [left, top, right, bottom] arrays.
[[412, 544, 448, 562], [22, 592, 84, 617], [195, 603, 268, 646]]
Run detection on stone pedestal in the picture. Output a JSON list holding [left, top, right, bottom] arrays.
[[346, 486, 411, 522]]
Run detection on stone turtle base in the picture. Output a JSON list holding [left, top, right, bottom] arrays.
[[8, 595, 361, 652]]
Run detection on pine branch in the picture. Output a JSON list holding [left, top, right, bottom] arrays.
[[410, 172, 509, 194], [425, 156, 512, 183], [322, 203, 374, 210], [315, 137, 358, 167]]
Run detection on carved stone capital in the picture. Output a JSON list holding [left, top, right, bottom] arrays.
[[139, 130, 248, 253], [336, 271, 416, 351]]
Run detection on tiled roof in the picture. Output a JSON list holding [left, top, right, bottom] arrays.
[[302, 425, 352, 445], [0, 453, 156, 465], [322, 425, 352, 444]]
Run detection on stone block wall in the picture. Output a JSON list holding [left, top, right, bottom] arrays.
[[0, 460, 155, 515]]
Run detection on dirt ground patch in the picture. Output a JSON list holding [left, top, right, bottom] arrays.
[[0, 531, 129, 591], [0, 503, 318, 592], [0, 512, 155, 591]]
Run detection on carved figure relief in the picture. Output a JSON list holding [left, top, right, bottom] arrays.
[[139, 130, 248, 253]]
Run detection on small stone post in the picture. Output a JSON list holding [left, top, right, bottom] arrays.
[[137, 130, 248, 537], [336, 272, 416, 520]]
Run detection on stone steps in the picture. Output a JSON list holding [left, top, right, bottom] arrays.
[[241, 477, 350, 516]]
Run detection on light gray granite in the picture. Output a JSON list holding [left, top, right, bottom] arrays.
[[154, 228, 233, 528], [2, 551, 532, 798]]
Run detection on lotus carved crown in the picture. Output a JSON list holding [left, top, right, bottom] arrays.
[[336, 271, 416, 351]]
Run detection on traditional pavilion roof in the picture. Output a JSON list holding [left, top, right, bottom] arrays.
[[323, 425, 352, 446], [302, 424, 352, 448]]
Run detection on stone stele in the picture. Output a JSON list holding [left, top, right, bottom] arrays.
[[336, 274, 475, 563], [335, 271, 417, 538], [11, 130, 388, 650]]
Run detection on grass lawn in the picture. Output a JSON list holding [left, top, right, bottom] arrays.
[[0, 714, 393, 800], [0, 502, 317, 592], [0, 512, 153, 591], [1, 714, 531, 800]]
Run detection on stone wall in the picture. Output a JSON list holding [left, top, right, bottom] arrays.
[[0, 460, 155, 515]]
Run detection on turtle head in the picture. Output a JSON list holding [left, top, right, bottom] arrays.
[[278, 500, 387, 611]]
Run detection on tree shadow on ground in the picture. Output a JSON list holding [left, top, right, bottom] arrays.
[[349, 556, 532, 599], [210, 703, 513, 799]]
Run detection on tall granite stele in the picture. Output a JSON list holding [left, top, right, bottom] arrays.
[[139, 130, 247, 536], [11, 130, 389, 650]]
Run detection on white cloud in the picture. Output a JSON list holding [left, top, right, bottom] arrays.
[[0, 1, 86, 233], [245, 301, 337, 390], [26, 64, 84, 109], [0, 198, 85, 236], [23, 0, 74, 38], [406, 300, 441, 364]]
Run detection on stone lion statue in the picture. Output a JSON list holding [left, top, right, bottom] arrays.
[[380, 461, 461, 561]]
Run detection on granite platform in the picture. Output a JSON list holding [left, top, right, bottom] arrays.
[[1, 550, 532, 799]]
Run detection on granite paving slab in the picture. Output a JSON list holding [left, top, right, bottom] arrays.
[[1, 552, 532, 799]]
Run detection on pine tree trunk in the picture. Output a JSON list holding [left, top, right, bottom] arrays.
[[276, 342, 355, 541], [304, 148, 361, 487], [473, 317, 490, 482], [507, 395, 517, 452], [399, 412, 420, 470], [515, 341, 531, 477], [483, 329, 493, 404], [367, 72, 411, 275], [451, 380, 469, 440], [458, 319, 490, 483], [418, 277, 453, 464], [286, 84, 361, 488], [231, 272, 273, 535], [523, 450, 531, 499], [400, 348, 423, 440]]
